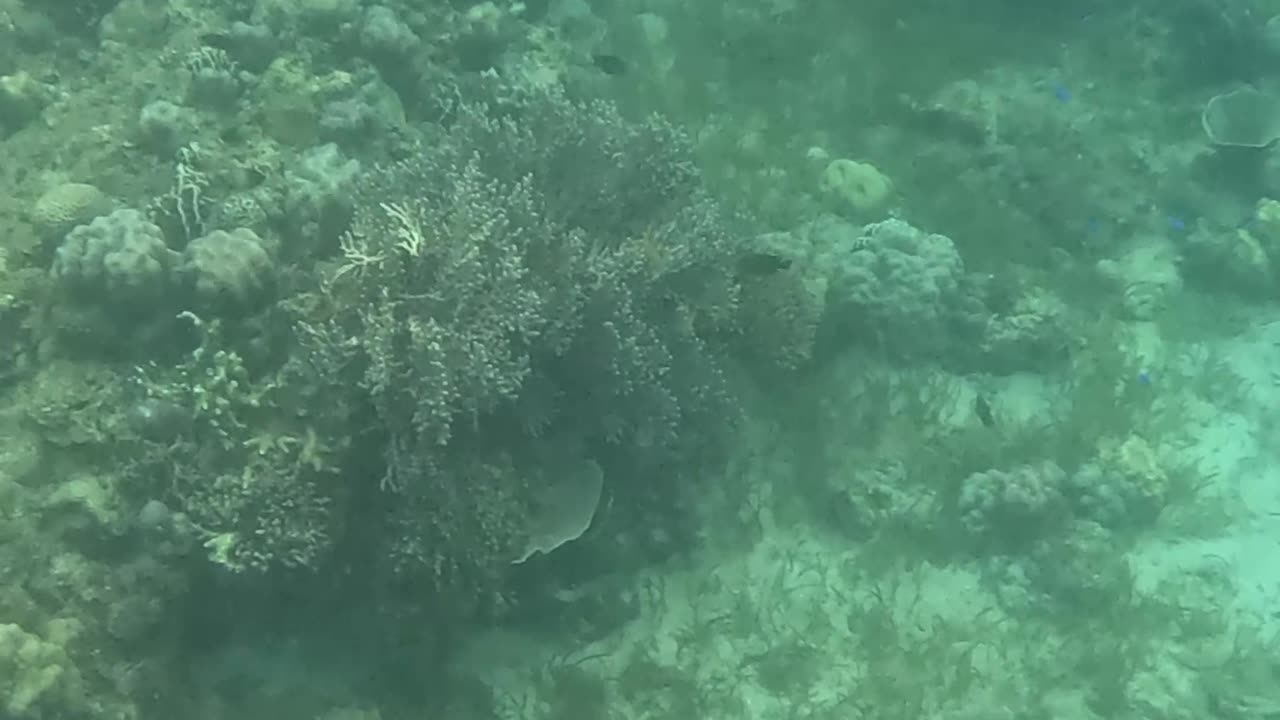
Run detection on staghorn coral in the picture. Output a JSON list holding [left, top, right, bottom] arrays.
[[302, 85, 743, 597], [329, 86, 741, 452], [339, 160, 555, 454]]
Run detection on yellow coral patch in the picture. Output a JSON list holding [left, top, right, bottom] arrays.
[[820, 158, 893, 214]]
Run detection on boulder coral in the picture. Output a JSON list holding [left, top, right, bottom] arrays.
[[51, 208, 175, 309], [177, 227, 278, 315]]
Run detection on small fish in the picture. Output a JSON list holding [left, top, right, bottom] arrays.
[[1166, 215, 1187, 232], [1052, 83, 1071, 103], [974, 394, 996, 428], [1137, 370, 1151, 385], [592, 54, 628, 76]]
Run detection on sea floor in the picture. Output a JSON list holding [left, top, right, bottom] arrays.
[[455, 310, 1280, 720]]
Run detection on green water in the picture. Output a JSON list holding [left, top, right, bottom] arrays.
[[0, 0, 1278, 718]]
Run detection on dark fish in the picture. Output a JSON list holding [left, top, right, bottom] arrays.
[[592, 54, 629, 76], [974, 394, 995, 428]]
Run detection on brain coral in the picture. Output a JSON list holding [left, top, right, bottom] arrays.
[[31, 183, 111, 241]]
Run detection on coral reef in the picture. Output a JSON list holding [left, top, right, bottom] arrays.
[[818, 157, 893, 216], [1021, 519, 1135, 611], [1184, 223, 1273, 296], [958, 461, 1068, 547], [281, 143, 361, 250], [826, 459, 937, 537], [136, 100, 197, 156], [177, 227, 277, 315], [0, 365, 190, 719], [24, 0, 122, 32], [31, 182, 111, 242], [184, 47, 243, 111], [733, 262, 824, 372], [51, 208, 175, 309], [1182, 198, 1280, 298], [296, 85, 743, 596], [743, 215, 1070, 370], [133, 321, 347, 573], [978, 286, 1071, 371], [1095, 239, 1184, 320], [0, 620, 85, 718], [814, 216, 986, 358], [0, 71, 53, 136], [0, 0, 1266, 717], [1068, 435, 1172, 527]]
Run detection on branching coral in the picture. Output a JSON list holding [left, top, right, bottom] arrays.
[[121, 86, 743, 607], [301, 84, 744, 597], [133, 315, 348, 573]]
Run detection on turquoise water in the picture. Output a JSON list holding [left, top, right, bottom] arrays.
[[1, 1, 1278, 718]]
